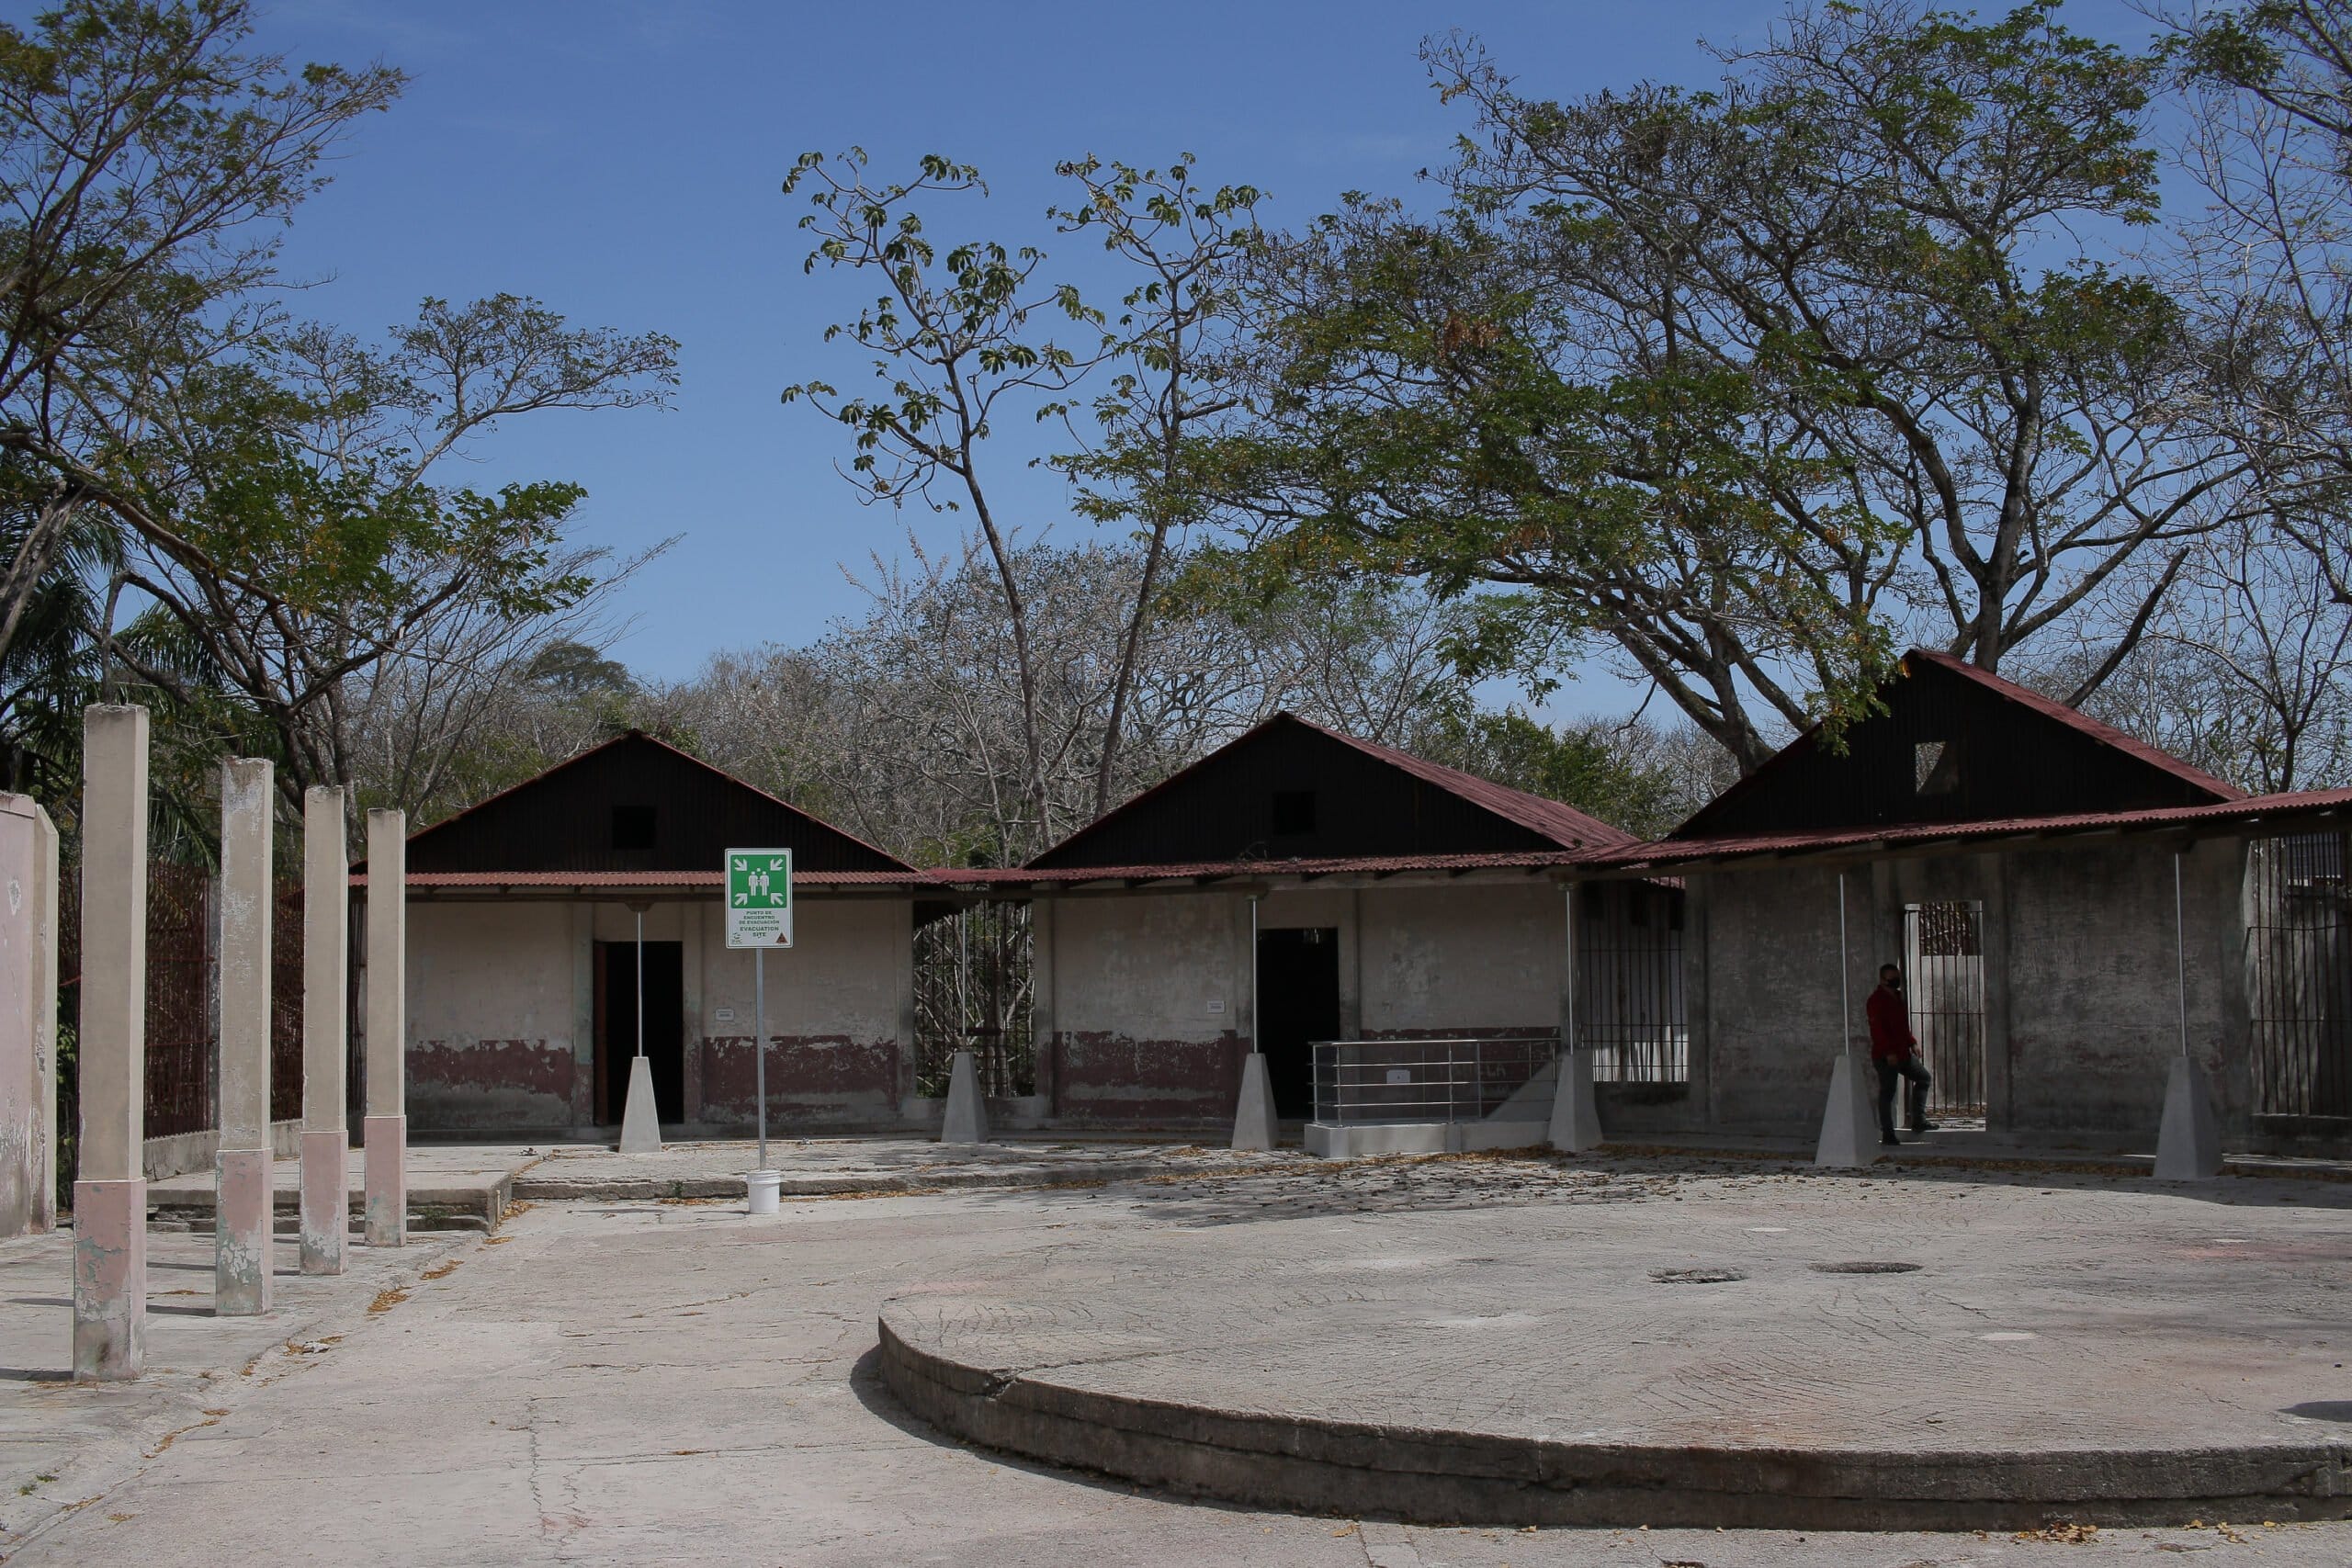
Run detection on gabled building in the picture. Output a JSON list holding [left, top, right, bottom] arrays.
[[964, 713, 1671, 1124], [1585, 649, 2352, 1152], [361, 731, 928, 1138]]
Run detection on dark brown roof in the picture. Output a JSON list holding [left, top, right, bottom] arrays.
[[1026, 712, 1632, 871], [1668, 649, 2242, 840], [392, 730, 914, 877]]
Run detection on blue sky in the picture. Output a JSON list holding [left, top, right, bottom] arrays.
[[115, 1, 2163, 700]]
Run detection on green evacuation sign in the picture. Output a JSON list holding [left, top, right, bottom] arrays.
[[725, 848, 793, 949]]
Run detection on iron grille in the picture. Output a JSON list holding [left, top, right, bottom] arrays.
[[1577, 882, 1689, 1082], [913, 900, 1035, 1099], [2245, 833, 2351, 1120], [1902, 900, 1986, 1118]]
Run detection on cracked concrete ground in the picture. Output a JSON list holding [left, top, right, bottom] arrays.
[[2, 1151, 2349, 1564]]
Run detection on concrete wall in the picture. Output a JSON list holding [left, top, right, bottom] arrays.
[[693, 897, 910, 1128], [1038, 879, 1579, 1125], [1691, 864, 1850, 1134], [1358, 881, 1564, 1039], [1042, 890, 1246, 1123], [1687, 838, 2254, 1146], [402, 896, 913, 1136], [407, 901, 582, 1134]]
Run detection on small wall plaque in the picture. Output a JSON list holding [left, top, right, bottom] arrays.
[[712, 1008, 738, 1023]]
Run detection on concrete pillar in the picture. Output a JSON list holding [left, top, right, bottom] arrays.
[[0, 795, 50, 1238], [300, 786, 348, 1276], [74, 705, 148, 1381], [30, 800, 56, 1233], [940, 1049, 989, 1144], [215, 760, 275, 1314], [363, 807, 406, 1247]]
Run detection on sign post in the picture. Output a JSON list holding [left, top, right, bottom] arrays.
[[726, 851, 792, 1193]]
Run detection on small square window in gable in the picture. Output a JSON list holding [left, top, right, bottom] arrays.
[[1271, 789, 1317, 837], [1914, 740, 1959, 796], [611, 804, 657, 851]]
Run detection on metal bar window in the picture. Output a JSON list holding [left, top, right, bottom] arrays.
[[2245, 832, 2352, 1121]]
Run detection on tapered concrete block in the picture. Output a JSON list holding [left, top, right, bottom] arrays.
[[300, 1128, 346, 1275], [618, 1055, 662, 1154], [364, 1115, 406, 1247], [214, 1147, 272, 1315], [2154, 1053, 2224, 1181], [72, 1178, 146, 1381], [1548, 1047, 1603, 1154], [364, 808, 407, 1241], [1231, 1052, 1278, 1151], [940, 1050, 989, 1145], [1815, 1051, 1882, 1169]]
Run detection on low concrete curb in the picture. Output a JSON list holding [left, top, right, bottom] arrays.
[[513, 1157, 1280, 1203], [876, 1315, 2352, 1531]]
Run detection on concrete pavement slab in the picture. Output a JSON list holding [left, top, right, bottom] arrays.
[[2, 1151, 2349, 1562]]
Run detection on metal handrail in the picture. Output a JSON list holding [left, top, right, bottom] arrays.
[[1310, 1036, 1561, 1125]]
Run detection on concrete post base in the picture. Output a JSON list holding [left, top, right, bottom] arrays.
[[1231, 1053, 1278, 1151], [72, 1177, 146, 1381], [618, 1055, 663, 1154], [299, 1128, 346, 1275], [2154, 1053, 2224, 1180], [940, 1050, 990, 1145], [214, 1147, 273, 1315], [1815, 1051, 1882, 1169], [363, 1113, 406, 1247], [1549, 1047, 1603, 1153]]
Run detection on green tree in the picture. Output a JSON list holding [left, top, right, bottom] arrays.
[[1206, 2, 2230, 770]]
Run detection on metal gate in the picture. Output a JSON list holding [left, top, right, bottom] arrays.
[[1902, 901, 1986, 1118], [2245, 833, 2351, 1121], [912, 900, 1035, 1099], [1577, 881, 1688, 1082]]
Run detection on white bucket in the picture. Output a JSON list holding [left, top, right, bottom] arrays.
[[746, 1169, 783, 1216]]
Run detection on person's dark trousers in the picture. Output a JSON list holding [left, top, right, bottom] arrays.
[[1875, 1055, 1933, 1138]]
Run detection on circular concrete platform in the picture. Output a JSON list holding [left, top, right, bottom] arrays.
[[877, 1160, 2352, 1529]]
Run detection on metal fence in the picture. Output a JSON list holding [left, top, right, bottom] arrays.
[[55, 860, 312, 1153], [2245, 832, 2352, 1121], [1577, 882, 1688, 1082], [1310, 1037, 1561, 1124], [913, 900, 1035, 1099], [1902, 900, 1987, 1118]]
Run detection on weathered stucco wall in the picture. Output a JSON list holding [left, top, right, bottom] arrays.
[[2002, 839, 2244, 1139], [407, 901, 581, 1134], [1358, 881, 1564, 1038], [1690, 839, 2250, 1145], [1045, 890, 1243, 1122], [694, 897, 910, 1126], [1694, 865, 1849, 1134]]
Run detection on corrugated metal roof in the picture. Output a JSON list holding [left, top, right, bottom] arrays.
[[350, 869, 927, 889], [1609, 786, 2352, 871], [1297, 716, 1635, 850]]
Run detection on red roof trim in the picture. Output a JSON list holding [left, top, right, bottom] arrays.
[[388, 728, 916, 873], [1612, 785, 2352, 870]]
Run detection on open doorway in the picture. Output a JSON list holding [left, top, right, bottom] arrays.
[[1257, 926, 1340, 1118], [1902, 902, 1986, 1120], [597, 940, 684, 1125]]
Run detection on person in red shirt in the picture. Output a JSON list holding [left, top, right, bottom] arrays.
[[1866, 964, 1935, 1145]]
